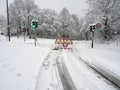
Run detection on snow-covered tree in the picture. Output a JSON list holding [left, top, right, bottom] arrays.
[[59, 7, 71, 38], [36, 9, 60, 38], [24, 0, 39, 38], [9, 0, 24, 30], [8, 1, 81, 39], [85, 0, 120, 40], [9, 0, 39, 38], [0, 15, 7, 35], [0, 15, 6, 28], [59, 8, 82, 39], [70, 14, 82, 39]]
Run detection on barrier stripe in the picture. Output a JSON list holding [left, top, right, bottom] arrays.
[[9, 41, 55, 48]]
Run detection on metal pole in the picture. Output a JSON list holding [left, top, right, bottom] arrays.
[[24, 28, 26, 42], [34, 29, 37, 46], [91, 31, 94, 48], [23, 22, 26, 41], [6, 0, 10, 41], [27, 5, 31, 39]]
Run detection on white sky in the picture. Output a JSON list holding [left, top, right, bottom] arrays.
[[0, 0, 88, 18]]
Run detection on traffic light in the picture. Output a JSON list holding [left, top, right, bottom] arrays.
[[32, 21, 35, 28], [89, 25, 92, 32], [92, 25, 95, 32], [31, 21, 38, 29], [89, 25, 96, 32], [93, 25, 95, 29], [36, 22, 38, 28]]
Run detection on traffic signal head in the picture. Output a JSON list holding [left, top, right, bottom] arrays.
[[92, 29, 95, 32], [36, 22, 38, 28], [32, 22, 35, 28], [93, 25, 96, 30], [89, 25, 96, 32], [89, 25, 92, 32], [92, 25, 95, 32], [89, 25, 92, 30], [31, 21, 38, 29]]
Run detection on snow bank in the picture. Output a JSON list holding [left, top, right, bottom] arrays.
[[75, 41, 120, 87]]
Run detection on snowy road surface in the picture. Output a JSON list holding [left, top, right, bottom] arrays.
[[75, 41, 120, 88], [0, 36, 120, 90], [35, 49, 120, 90], [35, 50, 64, 90]]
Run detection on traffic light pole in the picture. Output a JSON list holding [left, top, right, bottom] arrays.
[[31, 20, 38, 46], [24, 28, 26, 42], [91, 31, 94, 48], [90, 23, 102, 48], [6, 0, 10, 41], [34, 29, 37, 46]]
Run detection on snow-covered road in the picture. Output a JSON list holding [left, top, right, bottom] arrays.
[[0, 36, 120, 90], [35, 50, 64, 90], [74, 41, 120, 88], [35, 49, 120, 90]]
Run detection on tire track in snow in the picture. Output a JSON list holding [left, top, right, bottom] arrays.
[[55, 49, 119, 90], [56, 50, 77, 90], [57, 58, 73, 90], [35, 50, 64, 90]]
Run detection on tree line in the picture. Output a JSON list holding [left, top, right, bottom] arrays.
[[0, 0, 82, 39], [81, 0, 120, 41], [0, 0, 120, 41]]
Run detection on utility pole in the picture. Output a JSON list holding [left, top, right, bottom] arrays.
[[6, 0, 10, 41], [27, 5, 31, 39]]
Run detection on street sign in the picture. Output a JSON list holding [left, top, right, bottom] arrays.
[[55, 38, 73, 50], [96, 23, 102, 29]]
